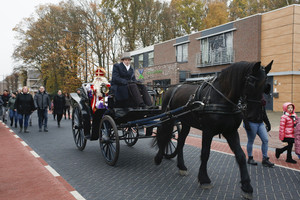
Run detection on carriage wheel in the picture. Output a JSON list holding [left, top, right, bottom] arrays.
[[72, 107, 87, 151], [99, 115, 119, 166], [124, 127, 138, 147], [164, 121, 181, 159]]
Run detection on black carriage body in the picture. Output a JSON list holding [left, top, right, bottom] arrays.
[[70, 83, 180, 166]]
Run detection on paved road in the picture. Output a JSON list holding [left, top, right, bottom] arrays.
[[11, 112, 300, 200]]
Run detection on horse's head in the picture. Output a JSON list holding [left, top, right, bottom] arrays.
[[243, 60, 272, 100]]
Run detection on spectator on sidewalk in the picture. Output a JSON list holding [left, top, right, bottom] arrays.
[[243, 95, 275, 167], [34, 86, 51, 132], [0, 95, 3, 117], [14, 86, 35, 133], [53, 90, 65, 127], [1, 90, 11, 123], [275, 102, 298, 164], [8, 92, 18, 128], [51, 99, 56, 120], [64, 93, 71, 120]]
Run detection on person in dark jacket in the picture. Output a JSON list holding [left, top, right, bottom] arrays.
[[1, 90, 11, 123], [110, 52, 152, 108], [8, 92, 18, 127], [243, 95, 274, 167], [14, 86, 35, 133], [63, 93, 71, 120], [34, 86, 51, 132], [0, 96, 3, 117], [53, 90, 65, 127]]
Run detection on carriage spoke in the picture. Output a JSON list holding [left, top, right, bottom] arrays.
[[99, 115, 119, 166]]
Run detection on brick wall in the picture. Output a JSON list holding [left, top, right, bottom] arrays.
[[154, 39, 176, 66], [234, 15, 261, 62], [135, 63, 178, 85], [261, 5, 300, 111]]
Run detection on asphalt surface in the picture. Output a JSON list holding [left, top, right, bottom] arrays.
[[1, 111, 300, 200]]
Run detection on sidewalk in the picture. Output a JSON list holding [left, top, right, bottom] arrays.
[[0, 120, 84, 200]]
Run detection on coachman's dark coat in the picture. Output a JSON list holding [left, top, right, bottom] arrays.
[[110, 62, 137, 101]]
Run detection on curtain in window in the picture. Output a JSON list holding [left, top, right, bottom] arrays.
[[201, 39, 209, 65], [182, 44, 188, 62], [200, 32, 233, 66], [138, 54, 143, 68], [176, 45, 183, 62], [225, 32, 233, 62], [148, 52, 154, 67]]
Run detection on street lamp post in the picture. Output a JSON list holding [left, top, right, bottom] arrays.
[[62, 28, 88, 82]]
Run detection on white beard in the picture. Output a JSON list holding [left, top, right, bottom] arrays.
[[93, 77, 109, 97]]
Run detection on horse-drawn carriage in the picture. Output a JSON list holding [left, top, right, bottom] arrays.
[[70, 82, 181, 166], [71, 60, 273, 199]]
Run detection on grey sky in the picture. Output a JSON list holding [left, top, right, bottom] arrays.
[[0, 0, 62, 81]]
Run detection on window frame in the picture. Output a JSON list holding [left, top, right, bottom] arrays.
[[200, 31, 234, 67], [176, 43, 188, 63]]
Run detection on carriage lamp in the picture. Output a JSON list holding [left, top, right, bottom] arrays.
[[156, 87, 164, 95]]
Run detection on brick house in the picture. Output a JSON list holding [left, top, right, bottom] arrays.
[[129, 4, 300, 111]]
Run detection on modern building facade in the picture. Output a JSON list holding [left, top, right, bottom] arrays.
[[129, 4, 300, 111]]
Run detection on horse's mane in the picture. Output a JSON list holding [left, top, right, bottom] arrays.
[[218, 61, 254, 101]]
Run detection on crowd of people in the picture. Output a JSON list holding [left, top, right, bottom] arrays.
[[0, 86, 72, 133]]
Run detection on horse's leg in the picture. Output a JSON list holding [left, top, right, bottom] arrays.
[[198, 131, 213, 189], [223, 131, 253, 199], [154, 121, 174, 165], [176, 124, 190, 176]]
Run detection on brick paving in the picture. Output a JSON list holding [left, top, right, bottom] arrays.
[[0, 111, 299, 200]]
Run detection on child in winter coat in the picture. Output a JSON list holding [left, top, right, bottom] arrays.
[[275, 102, 298, 164]]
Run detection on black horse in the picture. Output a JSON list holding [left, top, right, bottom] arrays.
[[154, 61, 272, 199]]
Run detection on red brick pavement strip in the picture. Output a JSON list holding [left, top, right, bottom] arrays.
[[186, 127, 300, 171], [0, 121, 85, 200]]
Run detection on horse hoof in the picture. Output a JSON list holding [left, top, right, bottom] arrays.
[[241, 191, 253, 200], [178, 170, 188, 176], [200, 183, 213, 189]]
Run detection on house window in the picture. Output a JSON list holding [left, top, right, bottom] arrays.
[[131, 56, 135, 67], [148, 51, 154, 67], [200, 32, 233, 67], [179, 71, 190, 82], [176, 43, 188, 62], [138, 54, 143, 68]]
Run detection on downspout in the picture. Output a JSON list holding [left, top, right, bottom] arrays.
[[292, 6, 295, 103]]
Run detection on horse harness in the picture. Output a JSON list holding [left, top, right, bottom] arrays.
[[166, 78, 241, 116]]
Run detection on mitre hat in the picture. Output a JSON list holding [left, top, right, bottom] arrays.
[[95, 67, 106, 77]]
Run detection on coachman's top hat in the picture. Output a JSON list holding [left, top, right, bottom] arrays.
[[121, 52, 132, 60]]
